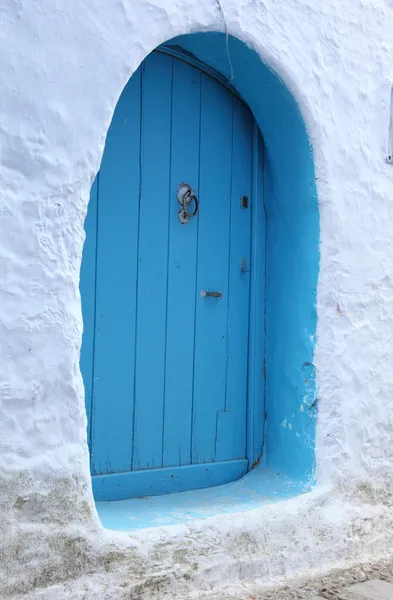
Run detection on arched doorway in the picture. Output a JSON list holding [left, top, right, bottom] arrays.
[[80, 46, 265, 501]]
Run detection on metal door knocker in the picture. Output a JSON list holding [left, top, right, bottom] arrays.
[[177, 183, 199, 225]]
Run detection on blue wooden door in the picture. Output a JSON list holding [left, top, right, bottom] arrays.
[[80, 50, 255, 501]]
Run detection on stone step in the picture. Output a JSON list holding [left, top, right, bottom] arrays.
[[338, 579, 393, 599]]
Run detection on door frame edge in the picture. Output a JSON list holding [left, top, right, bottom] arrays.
[[247, 122, 266, 469]]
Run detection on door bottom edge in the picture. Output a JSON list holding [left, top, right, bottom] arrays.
[[92, 458, 248, 501]]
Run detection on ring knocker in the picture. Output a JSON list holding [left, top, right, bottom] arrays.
[[177, 183, 199, 225]]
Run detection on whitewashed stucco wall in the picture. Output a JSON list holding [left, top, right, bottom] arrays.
[[2, 0, 393, 598]]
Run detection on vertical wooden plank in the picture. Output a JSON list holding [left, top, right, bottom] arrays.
[[216, 98, 253, 461], [132, 53, 173, 471], [191, 75, 234, 464], [80, 175, 98, 452], [162, 59, 201, 467], [90, 70, 142, 475], [247, 128, 266, 465]]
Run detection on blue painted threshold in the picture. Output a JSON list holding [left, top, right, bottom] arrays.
[[96, 466, 312, 531], [93, 459, 248, 501]]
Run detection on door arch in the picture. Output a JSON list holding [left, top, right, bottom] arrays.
[[80, 47, 265, 501]]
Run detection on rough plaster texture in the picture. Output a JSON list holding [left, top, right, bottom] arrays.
[[1, 0, 393, 598]]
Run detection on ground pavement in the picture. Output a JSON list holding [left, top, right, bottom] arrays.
[[195, 557, 393, 600], [311, 579, 393, 599], [246, 559, 393, 600]]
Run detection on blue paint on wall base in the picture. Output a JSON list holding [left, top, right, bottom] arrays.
[[96, 465, 311, 531]]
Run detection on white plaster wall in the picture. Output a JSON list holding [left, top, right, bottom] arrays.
[[2, 0, 393, 598]]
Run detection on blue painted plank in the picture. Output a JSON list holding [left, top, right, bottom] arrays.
[[80, 175, 98, 452], [191, 75, 234, 464], [216, 98, 253, 461], [90, 70, 142, 475], [93, 459, 248, 500], [162, 59, 201, 467], [132, 53, 173, 471], [247, 127, 266, 466]]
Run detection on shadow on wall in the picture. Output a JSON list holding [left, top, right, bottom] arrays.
[[167, 33, 320, 482]]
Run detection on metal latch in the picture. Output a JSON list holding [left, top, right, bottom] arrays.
[[201, 290, 222, 299], [240, 258, 250, 274]]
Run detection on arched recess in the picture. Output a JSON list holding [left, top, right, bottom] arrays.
[[80, 32, 319, 506]]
